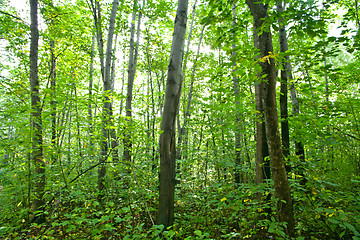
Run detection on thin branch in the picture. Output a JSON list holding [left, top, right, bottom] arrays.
[[0, 10, 25, 22]]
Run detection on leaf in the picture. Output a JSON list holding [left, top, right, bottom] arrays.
[[344, 223, 360, 236], [194, 230, 202, 237], [220, 197, 226, 202]]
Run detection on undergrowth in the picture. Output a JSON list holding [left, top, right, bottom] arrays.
[[1, 172, 359, 239]]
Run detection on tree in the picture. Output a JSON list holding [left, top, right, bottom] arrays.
[[92, 0, 120, 203], [124, 0, 142, 166], [157, 0, 188, 228], [246, 0, 295, 237], [277, 0, 290, 167], [277, 0, 306, 180], [30, 0, 46, 223]]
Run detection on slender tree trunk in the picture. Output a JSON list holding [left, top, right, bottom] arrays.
[[98, 0, 120, 202], [290, 83, 306, 165], [157, 0, 188, 228], [277, 0, 306, 181], [231, 1, 243, 185], [91, 0, 104, 79], [255, 70, 270, 184], [110, 34, 119, 164], [73, 84, 83, 163], [246, 1, 295, 237], [124, 0, 142, 165], [30, 0, 45, 223], [50, 40, 57, 165], [88, 34, 95, 160], [251, 17, 270, 185], [176, 0, 198, 170], [177, 24, 205, 167], [145, 28, 157, 171], [277, 0, 290, 167]]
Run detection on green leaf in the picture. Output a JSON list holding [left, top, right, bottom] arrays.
[[194, 230, 202, 237], [344, 223, 360, 236]]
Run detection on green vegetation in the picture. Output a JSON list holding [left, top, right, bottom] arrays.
[[0, 0, 359, 239]]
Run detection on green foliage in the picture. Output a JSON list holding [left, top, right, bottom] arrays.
[[1, 0, 360, 239]]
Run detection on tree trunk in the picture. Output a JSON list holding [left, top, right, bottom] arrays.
[[277, 0, 306, 182], [124, 0, 142, 165], [157, 0, 188, 228], [246, 1, 295, 237], [177, 24, 205, 172], [88, 34, 95, 160], [176, 0, 198, 172], [50, 40, 57, 165], [30, 0, 46, 223], [255, 72, 270, 184], [277, 0, 290, 166], [97, 0, 119, 202], [231, 0, 243, 185], [110, 35, 119, 164]]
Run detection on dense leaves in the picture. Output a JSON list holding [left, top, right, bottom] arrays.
[[0, 0, 360, 238]]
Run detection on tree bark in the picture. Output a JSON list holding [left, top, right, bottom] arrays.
[[277, 0, 306, 181], [30, 0, 46, 223], [231, 0, 244, 185], [176, 0, 198, 169], [124, 0, 142, 165], [50, 40, 57, 165], [157, 0, 188, 228], [246, 1, 295, 237], [277, 0, 290, 166], [97, 0, 119, 202], [177, 24, 205, 171], [88, 34, 95, 160]]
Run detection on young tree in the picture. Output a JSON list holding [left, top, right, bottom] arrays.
[[157, 0, 188, 228], [92, 0, 119, 202], [124, 0, 142, 165], [246, 0, 295, 237]]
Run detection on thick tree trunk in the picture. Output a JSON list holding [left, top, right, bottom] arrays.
[[30, 0, 46, 223], [157, 0, 188, 228], [246, 1, 295, 237]]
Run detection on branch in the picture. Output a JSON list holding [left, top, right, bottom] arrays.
[[0, 10, 24, 22], [333, 127, 360, 141]]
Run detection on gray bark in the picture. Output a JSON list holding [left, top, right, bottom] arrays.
[[176, 24, 205, 168], [98, 0, 120, 202], [157, 0, 188, 228], [124, 0, 142, 164]]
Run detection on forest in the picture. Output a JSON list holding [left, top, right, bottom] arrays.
[[0, 0, 360, 238]]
